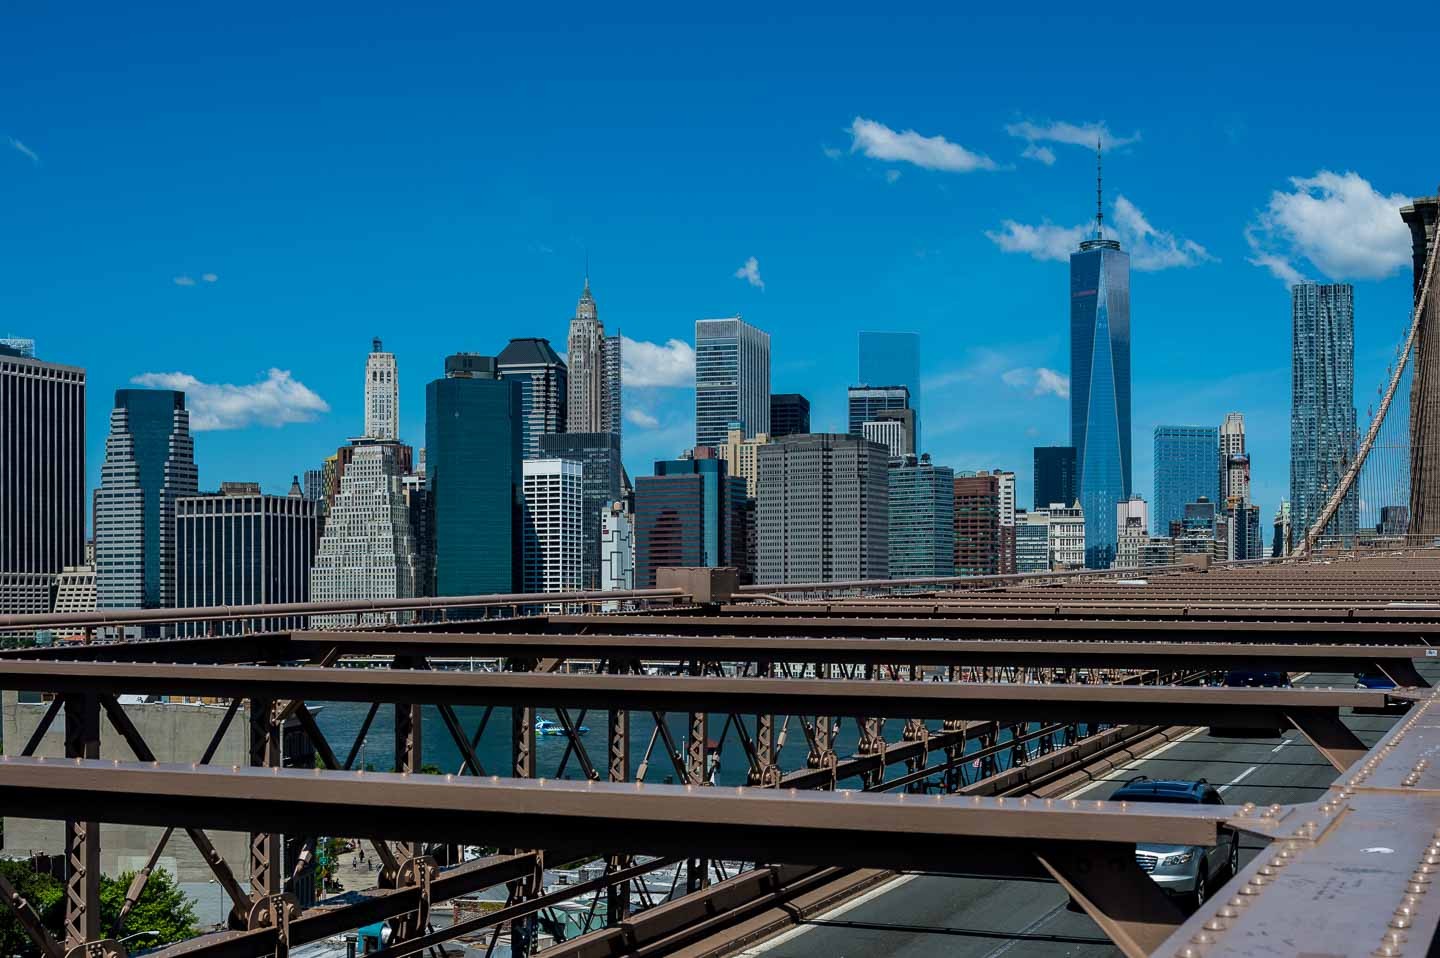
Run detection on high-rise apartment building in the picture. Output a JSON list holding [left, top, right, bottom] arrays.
[[1016, 511, 1051, 573], [426, 354, 522, 597], [521, 459, 584, 595], [1115, 496, 1149, 569], [695, 318, 770, 447], [847, 385, 909, 437], [1033, 446, 1077, 512], [600, 501, 634, 592], [94, 390, 198, 617], [1070, 196, 1132, 567], [308, 439, 418, 625], [566, 279, 612, 434], [1153, 426, 1219, 537], [175, 482, 320, 635], [365, 338, 399, 441], [858, 331, 921, 446], [0, 346, 85, 626], [604, 334, 622, 438], [497, 338, 567, 460], [887, 455, 954, 578], [1290, 282, 1358, 546], [714, 426, 770, 497], [756, 434, 888, 585], [634, 452, 747, 587], [953, 472, 1000, 576], [994, 468, 1018, 572], [769, 393, 811, 437], [539, 432, 622, 589]]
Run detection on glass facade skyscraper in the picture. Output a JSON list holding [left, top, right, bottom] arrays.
[[769, 393, 810, 437], [539, 432, 622, 590], [496, 337, 567, 460], [1070, 237, 1131, 568], [425, 357, 522, 596], [633, 454, 746, 587], [859, 331, 920, 446], [887, 456, 954, 578], [1290, 282, 1358, 545], [1033, 446, 1077, 511], [695, 318, 770, 448], [847, 385, 910, 436], [1152, 425, 1219, 536]]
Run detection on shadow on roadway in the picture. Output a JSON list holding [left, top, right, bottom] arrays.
[[792, 916, 1109, 947]]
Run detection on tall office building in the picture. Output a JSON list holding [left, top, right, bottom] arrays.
[[858, 331, 921, 446], [604, 334, 622, 437], [994, 469, 1017, 574], [1153, 426, 1220, 536], [714, 425, 770, 497], [567, 279, 619, 435], [1402, 193, 1440, 538], [94, 390, 198, 616], [1115, 496, 1150, 569], [540, 432, 622, 589], [1033, 446, 1077, 512], [1016, 511, 1051, 573], [600, 501, 634, 592], [309, 439, 418, 624], [521, 459, 584, 595], [756, 434, 888, 584], [953, 472, 1000, 576], [175, 482, 320, 635], [1272, 500, 1293, 558], [861, 409, 915, 459], [365, 338, 399, 441], [888, 455, 954, 578], [426, 354, 522, 597], [847, 385, 909, 437], [1290, 283, 1359, 546], [695, 317, 770, 447], [1070, 162, 1132, 567], [633, 452, 747, 587], [769, 393, 811, 437], [1219, 413, 1250, 505], [0, 346, 85, 625], [497, 338, 567, 460]]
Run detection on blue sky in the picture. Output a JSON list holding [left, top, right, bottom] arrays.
[[3, 3, 1437, 523]]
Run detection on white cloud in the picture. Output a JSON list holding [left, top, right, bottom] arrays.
[[1003, 366, 1070, 399], [986, 196, 1210, 271], [621, 336, 694, 387], [733, 256, 764, 290], [1021, 144, 1056, 166], [201, 272, 218, 283], [129, 368, 330, 431], [1005, 119, 1140, 155], [625, 408, 660, 429], [173, 275, 197, 286], [9, 138, 39, 166], [1245, 170, 1411, 283], [885, 169, 902, 184], [986, 220, 1088, 262], [848, 116, 997, 173], [821, 146, 842, 160]]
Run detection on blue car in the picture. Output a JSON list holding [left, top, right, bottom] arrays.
[[1355, 670, 1397, 690]]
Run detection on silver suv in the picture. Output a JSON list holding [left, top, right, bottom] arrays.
[[1109, 777, 1240, 910]]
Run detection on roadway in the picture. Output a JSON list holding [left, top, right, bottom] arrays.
[[739, 667, 1430, 958]]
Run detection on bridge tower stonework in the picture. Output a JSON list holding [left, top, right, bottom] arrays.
[[1403, 192, 1440, 538]]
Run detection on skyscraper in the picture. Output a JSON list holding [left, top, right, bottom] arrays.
[[858, 331, 921, 446], [540, 432, 622, 589], [0, 346, 85, 625], [861, 408, 915, 459], [604, 333, 623, 437], [756, 434, 889, 584], [94, 389, 198, 617], [1070, 154, 1132, 567], [365, 338, 399, 441], [633, 452, 747, 588], [175, 482, 320, 635], [309, 439, 417, 624], [695, 318, 770, 448], [714, 425, 770, 497], [1115, 496, 1150, 569], [953, 472, 1000, 576], [521, 459, 585, 595], [426, 354, 522, 597], [1033, 446, 1077, 512], [1290, 282, 1358, 546], [1153, 426, 1219, 536], [599, 501, 634, 592], [567, 279, 616, 435], [769, 393, 811, 437], [847, 385, 910, 437], [888, 455, 954, 578], [496, 338, 567, 460]]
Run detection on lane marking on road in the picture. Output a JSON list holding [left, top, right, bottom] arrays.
[[1062, 726, 1208, 799], [978, 899, 1069, 958], [1218, 765, 1259, 792], [1271, 735, 1294, 753], [734, 873, 919, 955]]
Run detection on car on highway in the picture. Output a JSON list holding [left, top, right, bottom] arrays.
[[1109, 777, 1239, 911], [1355, 669, 1398, 690], [1221, 670, 1291, 687]]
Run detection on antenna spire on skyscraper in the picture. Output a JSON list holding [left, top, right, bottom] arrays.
[[1095, 137, 1104, 240]]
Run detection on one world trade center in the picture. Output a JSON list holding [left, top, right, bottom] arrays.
[[1069, 149, 1131, 568]]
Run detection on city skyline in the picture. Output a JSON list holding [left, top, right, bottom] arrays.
[[3, 7, 1435, 527]]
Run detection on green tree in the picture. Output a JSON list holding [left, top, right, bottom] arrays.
[[0, 860, 62, 958], [98, 869, 199, 947]]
